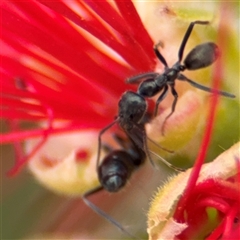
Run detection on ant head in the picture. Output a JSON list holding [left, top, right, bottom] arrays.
[[98, 150, 134, 192], [118, 91, 147, 129], [184, 42, 220, 70]]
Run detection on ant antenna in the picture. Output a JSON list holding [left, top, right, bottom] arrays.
[[97, 119, 119, 170], [82, 186, 140, 239], [147, 136, 174, 153]]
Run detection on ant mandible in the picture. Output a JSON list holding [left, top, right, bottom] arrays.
[[127, 21, 236, 134]]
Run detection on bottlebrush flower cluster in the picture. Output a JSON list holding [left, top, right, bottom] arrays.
[[1, 1, 239, 239], [1, 0, 156, 178]]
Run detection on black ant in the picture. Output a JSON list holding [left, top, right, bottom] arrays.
[[83, 133, 184, 238], [127, 21, 236, 134], [82, 90, 184, 237]]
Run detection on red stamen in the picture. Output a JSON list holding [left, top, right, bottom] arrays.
[[222, 203, 239, 238], [192, 179, 240, 201], [196, 196, 230, 214], [7, 107, 53, 176], [1, 0, 156, 175], [0, 120, 108, 144], [38, 0, 155, 71], [115, 0, 155, 60], [82, 0, 155, 69]]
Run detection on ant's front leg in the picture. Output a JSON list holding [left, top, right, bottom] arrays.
[[154, 85, 169, 116], [178, 20, 209, 62], [161, 85, 178, 135]]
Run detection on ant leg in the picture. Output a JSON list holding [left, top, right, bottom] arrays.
[[154, 41, 169, 68], [178, 21, 209, 62], [154, 85, 169, 116], [97, 120, 118, 171], [147, 137, 174, 153], [126, 72, 158, 84], [82, 186, 138, 239], [161, 85, 178, 135], [178, 74, 236, 98], [129, 123, 156, 168], [149, 150, 185, 172], [141, 127, 156, 168]]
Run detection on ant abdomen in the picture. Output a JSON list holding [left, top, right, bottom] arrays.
[[184, 42, 220, 70], [98, 150, 136, 192]]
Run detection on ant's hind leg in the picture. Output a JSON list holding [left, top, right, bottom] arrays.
[[178, 74, 236, 98], [154, 85, 169, 116], [97, 121, 118, 170], [161, 85, 178, 135], [178, 21, 209, 62]]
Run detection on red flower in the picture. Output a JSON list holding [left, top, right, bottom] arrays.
[[1, 0, 156, 176], [1, 1, 238, 238], [147, 143, 240, 240]]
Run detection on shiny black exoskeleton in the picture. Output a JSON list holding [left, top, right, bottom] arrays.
[[83, 130, 182, 238], [97, 134, 146, 193], [127, 21, 235, 134]]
